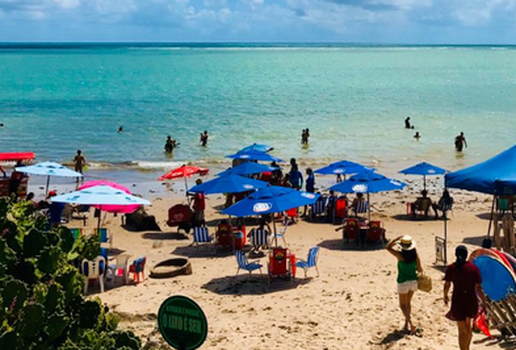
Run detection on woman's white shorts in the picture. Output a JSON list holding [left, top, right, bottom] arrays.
[[397, 280, 418, 294]]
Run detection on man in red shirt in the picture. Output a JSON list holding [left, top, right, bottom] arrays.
[[191, 179, 206, 226], [444, 245, 486, 350]]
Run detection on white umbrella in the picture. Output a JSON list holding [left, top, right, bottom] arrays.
[[16, 161, 83, 195]]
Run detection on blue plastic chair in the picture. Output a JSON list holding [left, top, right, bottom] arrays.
[[295, 246, 320, 278], [235, 251, 263, 276], [192, 226, 214, 252], [95, 228, 113, 249], [250, 228, 269, 250]]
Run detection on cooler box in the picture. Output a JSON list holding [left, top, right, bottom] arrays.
[[269, 248, 288, 276], [335, 198, 347, 219]]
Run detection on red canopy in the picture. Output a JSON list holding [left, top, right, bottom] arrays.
[[159, 165, 209, 181], [0, 152, 35, 162]]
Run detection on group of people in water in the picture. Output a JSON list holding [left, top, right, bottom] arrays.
[[405, 117, 467, 152]]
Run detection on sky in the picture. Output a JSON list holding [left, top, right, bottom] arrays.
[[1, 0, 516, 43]]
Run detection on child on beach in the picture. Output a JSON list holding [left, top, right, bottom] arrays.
[[386, 235, 422, 335]]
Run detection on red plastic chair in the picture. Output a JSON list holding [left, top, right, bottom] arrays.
[[129, 257, 146, 283], [286, 208, 298, 220], [368, 221, 384, 244], [335, 198, 347, 220], [344, 218, 359, 241]]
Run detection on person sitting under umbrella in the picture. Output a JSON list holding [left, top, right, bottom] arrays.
[[351, 193, 366, 216], [410, 190, 439, 219], [189, 179, 206, 226]]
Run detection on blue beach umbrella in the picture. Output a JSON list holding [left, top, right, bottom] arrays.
[[226, 150, 283, 163], [238, 143, 274, 153], [15, 161, 83, 195], [188, 174, 268, 195], [51, 185, 151, 229], [217, 162, 279, 177], [315, 160, 370, 176], [330, 170, 406, 221], [399, 162, 447, 190]]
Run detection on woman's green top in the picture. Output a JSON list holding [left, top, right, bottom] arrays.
[[397, 260, 418, 284]]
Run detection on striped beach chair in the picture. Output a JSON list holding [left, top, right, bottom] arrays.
[[250, 228, 269, 251], [95, 228, 113, 249], [295, 246, 320, 278], [353, 201, 369, 217], [235, 251, 263, 276], [192, 226, 214, 252], [69, 228, 84, 240], [310, 196, 328, 221]]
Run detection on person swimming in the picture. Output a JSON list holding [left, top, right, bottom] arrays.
[[118, 126, 124, 133], [200, 131, 209, 147], [414, 132, 421, 140]]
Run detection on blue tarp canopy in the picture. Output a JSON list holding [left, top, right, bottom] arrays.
[[445, 145, 516, 195]]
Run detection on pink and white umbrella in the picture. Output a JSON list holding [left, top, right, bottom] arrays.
[[79, 180, 140, 214]]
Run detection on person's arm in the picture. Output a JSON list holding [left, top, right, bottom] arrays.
[[464, 138, 468, 148], [416, 256, 423, 274], [386, 235, 403, 260], [444, 280, 451, 305], [476, 283, 487, 310]]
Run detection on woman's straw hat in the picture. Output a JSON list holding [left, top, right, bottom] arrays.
[[398, 235, 416, 251]]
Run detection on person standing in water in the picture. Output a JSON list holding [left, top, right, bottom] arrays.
[[444, 245, 486, 350], [405, 117, 412, 129], [200, 131, 209, 147], [414, 132, 421, 140], [304, 128, 310, 144], [455, 132, 467, 152], [73, 150, 86, 183], [118, 126, 124, 133], [164, 136, 179, 153]]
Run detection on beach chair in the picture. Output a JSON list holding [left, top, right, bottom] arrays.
[[235, 250, 263, 276], [250, 228, 269, 251], [334, 197, 347, 223], [129, 256, 146, 283], [95, 228, 113, 249], [269, 219, 289, 247], [285, 207, 298, 223], [295, 246, 320, 278], [367, 221, 385, 245], [353, 201, 369, 217], [69, 228, 84, 240], [344, 218, 359, 242], [192, 226, 214, 252], [81, 256, 106, 294], [310, 196, 328, 221], [107, 254, 131, 285]]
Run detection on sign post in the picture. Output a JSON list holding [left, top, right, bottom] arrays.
[[158, 295, 208, 350]]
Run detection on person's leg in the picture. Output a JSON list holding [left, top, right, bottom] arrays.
[[464, 318, 472, 350], [457, 320, 471, 350], [406, 290, 415, 333], [410, 203, 416, 216], [432, 203, 439, 218], [398, 293, 409, 331]]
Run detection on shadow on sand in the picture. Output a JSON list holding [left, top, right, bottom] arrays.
[[318, 239, 385, 252], [171, 245, 240, 258], [202, 274, 311, 295], [141, 231, 189, 241]]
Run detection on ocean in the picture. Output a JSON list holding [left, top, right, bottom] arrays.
[[1, 43, 515, 176]]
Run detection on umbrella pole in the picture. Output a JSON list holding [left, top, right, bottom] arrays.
[[487, 195, 496, 238], [184, 177, 189, 197], [367, 193, 371, 222], [97, 205, 102, 231], [423, 175, 426, 191], [443, 209, 448, 265], [45, 176, 50, 197], [273, 217, 278, 247]]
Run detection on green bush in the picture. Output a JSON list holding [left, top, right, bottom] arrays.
[[0, 198, 142, 349]]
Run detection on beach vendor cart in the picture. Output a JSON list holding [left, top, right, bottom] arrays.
[[224, 186, 319, 281], [0, 152, 35, 198]]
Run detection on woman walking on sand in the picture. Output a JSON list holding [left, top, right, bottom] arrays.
[[387, 235, 422, 335], [444, 245, 486, 350]]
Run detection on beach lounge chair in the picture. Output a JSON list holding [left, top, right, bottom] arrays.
[[310, 196, 328, 221], [81, 256, 106, 294], [129, 256, 146, 283], [107, 254, 131, 285], [192, 226, 214, 252], [69, 228, 84, 240], [367, 221, 385, 245], [250, 228, 269, 251], [344, 218, 359, 242], [235, 250, 263, 276], [295, 246, 320, 278], [95, 228, 113, 249]]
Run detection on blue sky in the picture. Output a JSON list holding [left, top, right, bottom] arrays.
[[1, 0, 516, 43]]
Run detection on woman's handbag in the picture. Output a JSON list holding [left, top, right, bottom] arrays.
[[418, 273, 432, 292]]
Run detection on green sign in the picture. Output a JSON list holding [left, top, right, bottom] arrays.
[[158, 295, 208, 350]]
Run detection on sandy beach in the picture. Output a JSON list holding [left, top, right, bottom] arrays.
[[47, 172, 505, 350]]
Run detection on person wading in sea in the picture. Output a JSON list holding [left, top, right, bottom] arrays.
[[455, 132, 467, 152], [200, 131, 209, 147]]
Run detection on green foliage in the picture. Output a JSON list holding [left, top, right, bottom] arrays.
[[0, 198, 143, 350]]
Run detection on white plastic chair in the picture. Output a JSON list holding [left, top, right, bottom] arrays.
[[107, 254, 131, 285], [81, 256, 106, 294]]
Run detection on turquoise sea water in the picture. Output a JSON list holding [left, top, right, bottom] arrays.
[[1, 43, 515, 174]]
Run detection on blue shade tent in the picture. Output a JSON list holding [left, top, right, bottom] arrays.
[[399, 162, 447, 190], [473, 255, 516, 302], [223, 186, 319, 217], [217, 162, 279, 177], [15, 161, 83, 195], [51, 185, 151, 229], [238, 143, 273, 153], [188, 174, 268, 194], [330, 170, 406, 221], [445, 145, 516, 195], [226, 150, 283, 163]]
